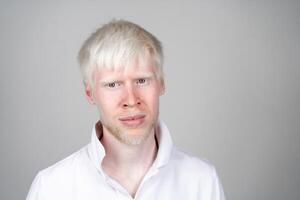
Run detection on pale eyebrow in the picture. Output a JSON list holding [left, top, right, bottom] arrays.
[[133, 73, 155, 80], [99, 78, 121, 85], [99, 73, 155, 84]]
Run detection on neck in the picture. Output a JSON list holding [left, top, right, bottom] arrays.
[[100, 127, 158, 197], [102, 132, 157, 171]]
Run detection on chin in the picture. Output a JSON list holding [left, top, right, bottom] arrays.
[[115, 126, 154, 146]]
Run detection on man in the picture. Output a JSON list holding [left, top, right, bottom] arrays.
[[26, 20, 225, 200]]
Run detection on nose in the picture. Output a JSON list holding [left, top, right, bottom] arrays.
[[122, 85, 141, 108]]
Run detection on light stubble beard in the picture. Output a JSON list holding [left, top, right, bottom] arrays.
[[105, 120, 156, 146]]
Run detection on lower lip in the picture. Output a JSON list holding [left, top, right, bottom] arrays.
[[119, 116, 145, 127]]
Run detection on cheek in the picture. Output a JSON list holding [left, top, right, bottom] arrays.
[[141, 90, 160, 108], [94, 91, 121, 112]]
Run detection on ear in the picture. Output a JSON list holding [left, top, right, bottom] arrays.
[[84, 82, 95, 104], [159, 79, 165, 96]]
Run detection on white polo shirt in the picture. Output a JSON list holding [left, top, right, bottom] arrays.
[[26, 120, 225, 200]]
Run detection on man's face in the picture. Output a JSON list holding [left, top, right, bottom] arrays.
[[85, 59, 164, 146]]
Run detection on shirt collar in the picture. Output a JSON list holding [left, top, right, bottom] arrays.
[[87, 119, 173, 172], [88, 121, 106, 172], [152, 119, 173, 168]]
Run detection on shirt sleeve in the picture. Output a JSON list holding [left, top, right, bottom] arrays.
[[211, 167, 226, 200], [26, 172, 43, 200]]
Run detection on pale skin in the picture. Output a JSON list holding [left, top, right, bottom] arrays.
[[85, 59, 164, 197]]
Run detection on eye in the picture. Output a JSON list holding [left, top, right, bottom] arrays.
[[104, 82, 121, 89], [108, 82, 116, 88], [137, 78, 146, 85]]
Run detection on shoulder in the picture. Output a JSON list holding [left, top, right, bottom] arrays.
[[165, 147, 226, 199], [168, 147, 219, 181], [26, 145, 91, 200], [160, 147, 226, 199], [39, 145, 90, 178]]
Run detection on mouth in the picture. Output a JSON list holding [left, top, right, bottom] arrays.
[[118, 114, 146, 127]]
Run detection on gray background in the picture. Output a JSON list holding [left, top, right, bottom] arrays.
[[1, 1, 299, 200]]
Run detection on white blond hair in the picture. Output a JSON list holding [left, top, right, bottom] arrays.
[[78, 20, 164, 86]]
